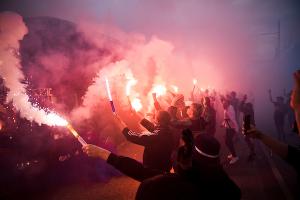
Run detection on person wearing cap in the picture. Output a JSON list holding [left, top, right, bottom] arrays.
[[83, 129, 241, 200], [115, 111, 174, 172]]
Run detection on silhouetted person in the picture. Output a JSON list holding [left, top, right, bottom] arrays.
[[268, 89, 287, 140], [229, 91, 240, 131], [202, 97, 217, 136], [240, 95, 256, 161], [222, 99, 239, 164], [116, 111, 174, 172]]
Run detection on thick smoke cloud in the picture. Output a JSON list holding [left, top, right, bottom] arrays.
[[0, 12, 69, 126]]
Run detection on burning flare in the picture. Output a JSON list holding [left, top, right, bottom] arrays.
[[152, 84, 167, 97], [131, 98, 143, 112], [171, 85, 179, 93], [66, 124, 87, 146], [193, 79, 197, 85]]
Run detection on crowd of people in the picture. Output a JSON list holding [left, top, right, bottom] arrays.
[[83, 70, 300, 199], [0, 70, 300, 199]]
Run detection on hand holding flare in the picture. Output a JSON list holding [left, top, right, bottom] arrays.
[[82, 144, 110, 160]]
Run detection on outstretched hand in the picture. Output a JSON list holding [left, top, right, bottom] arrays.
[[82, 144, 110, 160]]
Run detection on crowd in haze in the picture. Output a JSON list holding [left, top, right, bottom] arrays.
[[84, 70, 300, 199], [0, 71, 300, 199]]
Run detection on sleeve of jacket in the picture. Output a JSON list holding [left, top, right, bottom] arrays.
[[140, 118, 155, 132], [107, 153, 162, 182], [122, 127, 159, 146]]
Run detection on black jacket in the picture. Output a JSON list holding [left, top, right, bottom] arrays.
[[122, 124, 173, 172], [107, 153, 241, 200]]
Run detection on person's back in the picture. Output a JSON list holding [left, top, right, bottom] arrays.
[[136, 167, 240, 200], [142, 126, 173, 171], [123, 110, 174, 171]]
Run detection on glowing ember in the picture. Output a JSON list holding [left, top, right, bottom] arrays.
[[131, 98, 143, 112], [193, 79, 197, 85], [126, 79, 137, 96], [152, 84, 167, 97], [171, 85, 179, 93]]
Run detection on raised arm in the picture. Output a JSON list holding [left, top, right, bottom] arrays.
[[140, 118, 155, 132], [122, 128, 159, 146]]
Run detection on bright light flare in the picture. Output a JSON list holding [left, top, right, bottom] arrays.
[[152, 84, 167, 97], [131, 98, 143, 112], [193, 79, 197, 85], [126, 79, 137, 96], [45, 113, 68, 126], [171, 85, 179, 93], [43, 112, 86, 146]]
